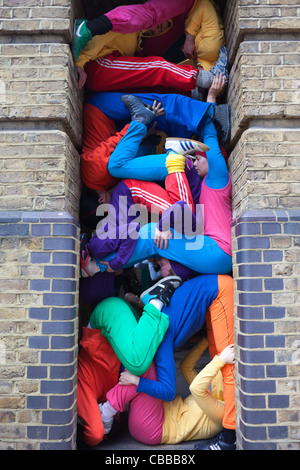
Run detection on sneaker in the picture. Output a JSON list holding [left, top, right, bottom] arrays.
[[121, 94, 159, 125], [194, 432, 236, 451], [99, 403, 114, 435], [80, 233, 92, 278], [165, 137, 209, 155], [72, 19, 92, 61], [212, 104, 231, 147], [140, 276, 182, 306], [210, 46, 229, 85]]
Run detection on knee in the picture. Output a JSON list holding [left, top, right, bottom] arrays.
[[107, 157, 121, 178]]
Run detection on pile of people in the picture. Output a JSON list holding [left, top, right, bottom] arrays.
[[74, 0, 236, 451]]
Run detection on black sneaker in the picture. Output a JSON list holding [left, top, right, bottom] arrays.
[[212, 104, 231, 147], [140, 276, 182, 306], [121, 95, 158, 125], [194, 432, 236, 451]]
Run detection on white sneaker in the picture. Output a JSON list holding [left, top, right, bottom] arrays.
[[165, 137, 209, 155]]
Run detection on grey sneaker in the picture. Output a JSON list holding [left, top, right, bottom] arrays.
[[210, 46, 229, 85], [121, 95, 159, 125], [212, 104, 231, 146]]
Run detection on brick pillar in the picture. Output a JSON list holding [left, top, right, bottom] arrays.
[[224, 1, 300, 450], [0, 1, 83, 450]]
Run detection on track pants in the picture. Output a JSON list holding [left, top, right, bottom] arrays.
[[85, 51, 199, 94], [206, 274, 235, 429]]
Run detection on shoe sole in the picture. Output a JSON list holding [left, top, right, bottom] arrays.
[[165, 137, 210, 153], [140, 275, 182, 300]]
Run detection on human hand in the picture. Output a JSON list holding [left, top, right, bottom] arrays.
[[99, 261, 116, 273], [76, 66, 87, 89], [154, 227, 173, 250], [207, 73, 226, 103], [219, 344, 235, 364], [150, 100, 165, 117], [119, 370, 140, 387], [183, 33, 196, 59]]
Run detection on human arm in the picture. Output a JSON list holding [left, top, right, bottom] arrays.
[[155, 201, 203, 249], [207, 74, 226, 104], [203, 76, 229, 189], [179, 337, 209, 385], [136, 329, 177, 402], [182, 32, 196, 59], [189, 344, 234, 423]]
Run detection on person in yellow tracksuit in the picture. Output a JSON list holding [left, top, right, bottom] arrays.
[[183, 0, 225, 71]]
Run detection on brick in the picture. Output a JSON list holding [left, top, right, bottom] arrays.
[[263, 250, 283, 262], [31, 224, 51, 236], [238, 237, 270, 250], [268, 426, 289, 440], [284, 222, 300, 234], [51, 307, 76, 321], [41, 380, 73, 395], [236, 250, 262, 264], [51, 336, 75, 349], [50, 394, 74, 410], [27, 396, 47, 410], [27, 366, 48, 379], [43, 293, 75, 307], [240, 320, 274, 334], [239, 292, 272, 306], [241, 349, 274, 364], [29, 336, 49, 350], [265, 307, 286, 319], [0, 224, 29, 236], [238, 264, 272, 277], [237, 306, 264, 319], [240, 391, 266, 409], [235, 223, 261, 235], [42, 321, 74, 335], [52, 224, 77, 237], [31, 252, 51, 264], [261, 223, 282, 234], [264, 278, 284, 290], [50, 365, 75, 380], [52, 252, 77, 265], [42, 410, 73, 425], [239, 421, 267, 441], [44, 265, 75, 279], [29, 308, 49, 320], [242, 409, 277, 425], [268, 395, 290, 408], [30, 280, 50, 292], [27, 426, 48, 440], [266, 365, 287, 378], [265, 335, 285, 348], [237, 278, 262, 291], [238, 363, 265, 379], [43, 238, 76, 251], [41, 350, 74, 365], [52, 280, 76, 292], [238, 334, 264, 349], [49, 423, 74, 441]]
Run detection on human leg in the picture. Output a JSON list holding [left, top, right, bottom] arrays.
[[107, 362, 164, 445], [85, 53, 213, 94], [108, 120, 168, 182], [89, 297, 169, 376], [206, 275, 235, 430], [80, 103, 129, 191]]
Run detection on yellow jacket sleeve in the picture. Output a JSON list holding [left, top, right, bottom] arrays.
[[179, 337, 209, 385], [189, 355, 225, 424]]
